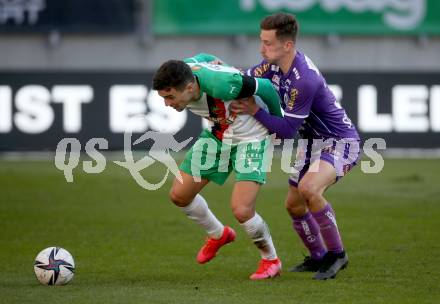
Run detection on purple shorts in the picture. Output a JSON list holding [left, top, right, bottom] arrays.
[[288, 138, 361, 187]]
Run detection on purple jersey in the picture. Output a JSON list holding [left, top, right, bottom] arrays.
[[247, 51, 359, 140]]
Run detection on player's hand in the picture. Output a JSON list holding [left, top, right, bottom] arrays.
[[229, 97, 259, 116]]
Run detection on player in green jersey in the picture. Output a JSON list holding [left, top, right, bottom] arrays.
[[152, 53, 282, 280]]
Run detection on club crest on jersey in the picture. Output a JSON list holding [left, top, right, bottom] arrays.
[[205, 116, 232, 125], [287, 88, 298, 110], [226, 113, 237, 124]]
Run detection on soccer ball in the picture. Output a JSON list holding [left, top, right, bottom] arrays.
[[34, 247, 75, 285]]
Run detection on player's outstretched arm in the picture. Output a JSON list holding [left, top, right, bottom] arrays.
[[185, 61, 281, 119], [253, 109, 303, 139], [230, 98, 302, 139], [231, 77, 316, 139]]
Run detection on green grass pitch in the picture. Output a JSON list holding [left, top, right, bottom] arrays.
[[1, 157, 439, 303]]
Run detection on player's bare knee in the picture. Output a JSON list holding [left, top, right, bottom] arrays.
[[285, 197, 307, 217], [169, 188, 191, 207], [285, 200, 307, 217], [284, 198, 293, 211], [231, 205, 253, 223], [298, 181, 319, 202]]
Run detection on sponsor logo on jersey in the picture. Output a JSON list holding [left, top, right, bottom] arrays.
[[287, 88, 298, 110], [283, 92, 289, 105], [322, 145, 336, 156], [253, 63, 271, 77], [272, 74, 280, 85], [226, 113, 237, 124], [205, 116, 230, 124], [204, 100, 235, 125], [271, 65, 280, 72]]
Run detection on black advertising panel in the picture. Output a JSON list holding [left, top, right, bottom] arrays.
[[325, 72, 440, 148], [0, 0, 135, 32], [0, 71, 201, 151], [0, 71, 439, 150]]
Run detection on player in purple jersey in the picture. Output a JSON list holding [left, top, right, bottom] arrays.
[[230, 13, 360, 280]]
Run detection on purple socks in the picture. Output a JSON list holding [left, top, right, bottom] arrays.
[[312, 203, 344, 254], [293, 203, 344, 259], [292, 212, 327, 260]]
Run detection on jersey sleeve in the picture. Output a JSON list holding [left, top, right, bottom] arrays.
[[184, 53, 223, 64], [192, 64, 245, 101], [246, 60, 274, 78], [246, 60, 282, 116], [254, 78, 283, 117], [191, 64, 283, 117], [252, 76, 319, 139]]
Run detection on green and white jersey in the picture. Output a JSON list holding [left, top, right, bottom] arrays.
[[184, 54, 272, 144]]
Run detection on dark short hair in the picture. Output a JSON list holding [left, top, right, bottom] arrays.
[[153, 60, 194, 91], [260, 13, 299, 43]]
